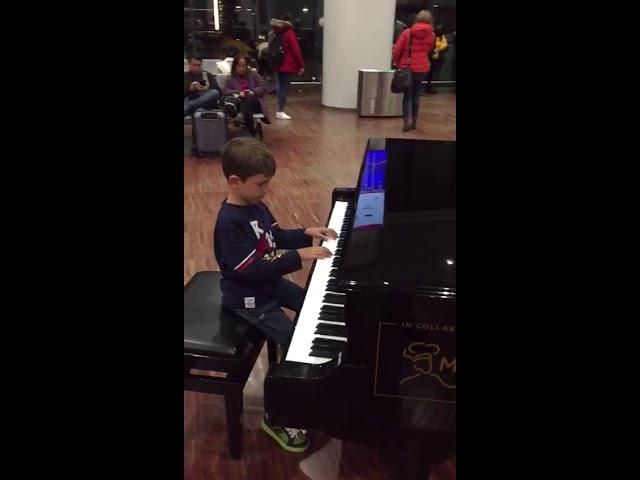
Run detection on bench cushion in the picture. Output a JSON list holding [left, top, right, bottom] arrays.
[[184, 271, 260, 358]]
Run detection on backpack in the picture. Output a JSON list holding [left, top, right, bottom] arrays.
[[266, 32, 286, 67]]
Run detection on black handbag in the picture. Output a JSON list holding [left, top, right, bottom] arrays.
[[391, 31, 413, 93]]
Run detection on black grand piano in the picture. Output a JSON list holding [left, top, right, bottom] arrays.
[[265, 138, 456, 479]]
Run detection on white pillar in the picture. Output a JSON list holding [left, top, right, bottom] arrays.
[[322, 0, 396, 109]]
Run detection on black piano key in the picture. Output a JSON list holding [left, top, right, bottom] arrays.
[[330, 268, 339, 276], [309, 347, 338, 359], [320, 305, 344, 317], [315, 324, 348, 337], [320, 305, 344, 315], [312, 337, 347, 350], [326, 283, 344, 292], [324, 293, 346, 305], [320, 305, 344, 314], [318, 312, 344, 322]]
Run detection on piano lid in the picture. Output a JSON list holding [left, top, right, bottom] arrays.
[[341, 138, 456, 296]]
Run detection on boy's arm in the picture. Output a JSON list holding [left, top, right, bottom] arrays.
[[223, 224, 303, 282], [260, 203, 312, 249], [271, 223, 312, 250]]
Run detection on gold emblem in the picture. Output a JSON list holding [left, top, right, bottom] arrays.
[[400, 342, 456, 389]]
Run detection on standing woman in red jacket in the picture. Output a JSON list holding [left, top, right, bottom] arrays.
[[393, 10, 436, 132], [270, 13, 305, 120]]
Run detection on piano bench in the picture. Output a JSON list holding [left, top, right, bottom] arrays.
[[184, 271, 277, 460]]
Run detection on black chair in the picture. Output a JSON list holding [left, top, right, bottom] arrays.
[[184, 271, 277, 459]]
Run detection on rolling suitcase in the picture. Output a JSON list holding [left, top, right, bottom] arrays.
[[192, 109, 226, 155]]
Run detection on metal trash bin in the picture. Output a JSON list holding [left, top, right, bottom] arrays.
[[357, 69, 403, 117]]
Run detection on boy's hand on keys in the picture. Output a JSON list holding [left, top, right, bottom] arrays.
[[297, 246, 333, 261], [304, 227, 338, 241]]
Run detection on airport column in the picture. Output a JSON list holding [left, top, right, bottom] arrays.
[[321, 0, 396, 109]]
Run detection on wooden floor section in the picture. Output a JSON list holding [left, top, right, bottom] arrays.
[[184, 86, 456, 480]]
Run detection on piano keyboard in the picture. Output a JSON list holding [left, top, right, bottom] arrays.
[[285, 201, 352, 365]]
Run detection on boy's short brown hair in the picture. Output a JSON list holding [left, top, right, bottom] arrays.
[[221, 137, 276, 181]]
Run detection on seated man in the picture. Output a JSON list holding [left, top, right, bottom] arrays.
[[184, 54, 222, 117]]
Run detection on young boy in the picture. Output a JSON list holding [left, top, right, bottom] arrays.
[[213, 137, 337, 452]]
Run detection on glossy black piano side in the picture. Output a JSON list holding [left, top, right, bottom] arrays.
[[265, 139, 456, 477]]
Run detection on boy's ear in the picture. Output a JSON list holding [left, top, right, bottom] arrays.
[[228, 175, 242, 187]]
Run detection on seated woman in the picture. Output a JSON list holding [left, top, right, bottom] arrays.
[[222, 55, 271, 137]]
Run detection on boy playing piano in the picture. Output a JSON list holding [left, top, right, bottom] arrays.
[[213, 137, 337, 452]]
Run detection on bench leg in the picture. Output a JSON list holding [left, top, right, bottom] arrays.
[[224, 388, 243, 460], [267, 339, 278, 366]]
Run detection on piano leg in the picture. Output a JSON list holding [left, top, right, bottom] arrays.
[[224, 388, 244, 460]]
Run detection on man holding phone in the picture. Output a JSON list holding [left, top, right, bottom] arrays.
[[184, 54, 222, 117]]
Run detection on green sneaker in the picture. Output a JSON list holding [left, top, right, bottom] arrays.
[[261, 416, 310, 453]]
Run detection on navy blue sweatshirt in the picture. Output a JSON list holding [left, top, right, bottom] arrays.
[[213, 200, 312, 309]]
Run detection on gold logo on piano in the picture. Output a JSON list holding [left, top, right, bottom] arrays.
[[400, 342, 456, 389]]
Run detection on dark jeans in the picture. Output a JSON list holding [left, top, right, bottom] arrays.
[[224, 95, 263, 136], [232, 278, 304, 347], [184, 89, 220, 116], [276, 72, 292, 111], [402, 72, 426, 121]]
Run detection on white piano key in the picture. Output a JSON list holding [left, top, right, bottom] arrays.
[[286, 201, 350, 364], [314, 334, 348, 342]]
